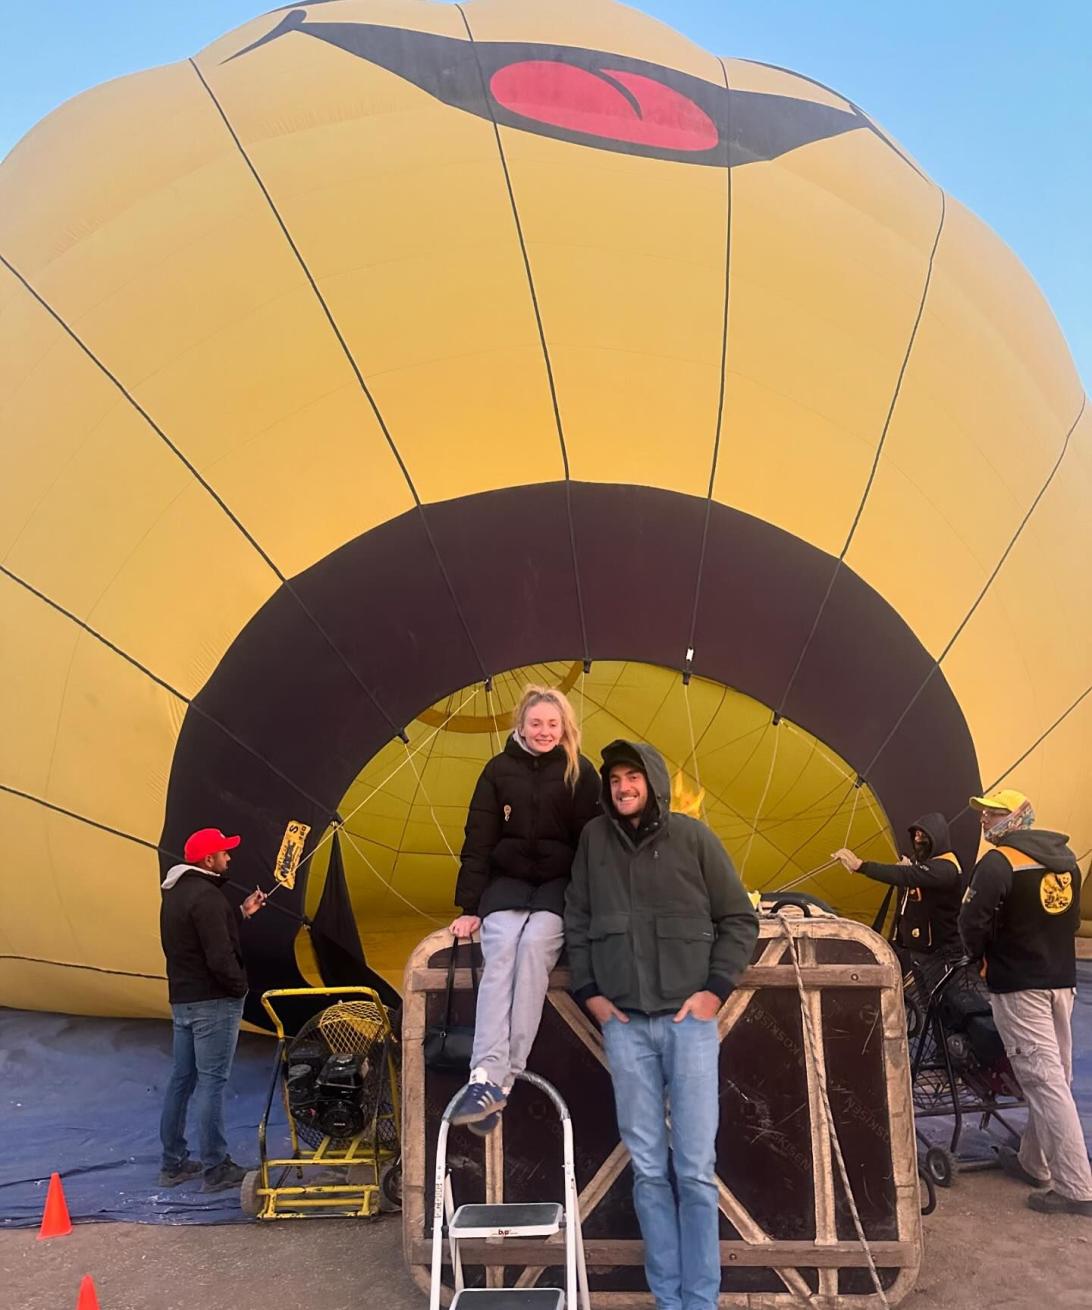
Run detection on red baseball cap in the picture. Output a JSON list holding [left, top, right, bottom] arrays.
[[184, 828, 242, 863]]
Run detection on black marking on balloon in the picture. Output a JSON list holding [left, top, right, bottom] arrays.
[[454, 3, 590, 666], [227, 10, 868, 168]]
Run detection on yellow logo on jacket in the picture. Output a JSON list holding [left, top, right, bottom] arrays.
[[1039, 872, 1073, 914]]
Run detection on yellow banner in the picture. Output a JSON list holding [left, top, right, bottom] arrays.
[[273, 820, 310, 890]]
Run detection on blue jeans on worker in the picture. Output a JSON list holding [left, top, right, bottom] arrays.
[[601, 1013, 722, 1310], [159, 996, 246, 1171]]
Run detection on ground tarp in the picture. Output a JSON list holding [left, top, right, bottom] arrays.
[[1, 964, 1089, 1227]]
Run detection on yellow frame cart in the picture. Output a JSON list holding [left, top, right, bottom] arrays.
[[240, 986, 401, 1220]]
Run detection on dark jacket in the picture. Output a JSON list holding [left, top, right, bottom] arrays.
[[860, 812, 963, 955], [160, 867, 247, 1003], [959, 829, 1082, 993], [454, 735, 601, 918], [565, 740, 758, 1013]]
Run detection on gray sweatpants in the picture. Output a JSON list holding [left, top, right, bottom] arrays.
[[471, 909, 565, 1090], [990, 987, 1092, 1202]]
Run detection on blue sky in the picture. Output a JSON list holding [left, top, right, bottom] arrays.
[[2, 1, 1088, 386]]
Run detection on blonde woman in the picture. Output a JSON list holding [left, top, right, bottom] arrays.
[[448, 686, 600, 1133]]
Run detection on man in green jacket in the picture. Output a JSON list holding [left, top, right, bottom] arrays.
[[565, 740, 758, 1310]]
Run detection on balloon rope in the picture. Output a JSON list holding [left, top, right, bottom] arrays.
[[402, 742, 460, 867], [269, 685, 481, 898], [339, 826, 445, 924], [739, 717, 782, 880], [682, 679, 705, 817]]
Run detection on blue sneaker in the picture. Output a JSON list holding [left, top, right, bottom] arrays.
[[467, 1109, 502, 1137], [450, 1080, 507, 1126]]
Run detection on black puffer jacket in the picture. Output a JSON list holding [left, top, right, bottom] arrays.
[[455, 735, 600, 918]]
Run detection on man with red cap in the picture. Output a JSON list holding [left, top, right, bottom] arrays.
[[158, 827, 266, 1191]]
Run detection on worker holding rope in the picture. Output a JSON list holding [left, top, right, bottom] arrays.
[[833, 812, 964, 971], [446, 686, 600, 1135]]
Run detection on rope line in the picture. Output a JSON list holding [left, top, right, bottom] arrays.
[[739, 718, 782, 879], [776, 915, 892, 1308], [339, 826, 445, 924]]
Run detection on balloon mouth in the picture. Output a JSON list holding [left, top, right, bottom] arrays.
[[160, 480, 981, 1012], [314, 659, 899, 990]]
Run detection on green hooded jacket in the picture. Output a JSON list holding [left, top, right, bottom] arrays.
[[565, 739, 759, 1012]]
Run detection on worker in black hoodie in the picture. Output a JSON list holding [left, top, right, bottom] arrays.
[[833, 812, 963, 961], [159, 827, 266, 1192], [960, 788, 1090, 1218]]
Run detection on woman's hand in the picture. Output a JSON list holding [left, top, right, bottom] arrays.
[[449, 914, 482, 939]]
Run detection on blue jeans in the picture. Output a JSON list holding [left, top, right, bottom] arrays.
[[602, 1014, 722, 1310], [159, 996, 245, 1171]]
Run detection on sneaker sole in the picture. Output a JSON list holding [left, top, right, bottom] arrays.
[[158, 1173, 201, 1188]]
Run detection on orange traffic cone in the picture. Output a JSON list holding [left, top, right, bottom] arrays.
[[76, 1275, 101, 1310], [37, 1171, 73, 1240]]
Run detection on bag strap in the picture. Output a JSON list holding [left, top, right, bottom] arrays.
[[871, 884, 896, 938], [440, 936, 481, 1027]]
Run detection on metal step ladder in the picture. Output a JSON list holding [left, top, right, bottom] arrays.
[[428, 1071, 591, 1310]]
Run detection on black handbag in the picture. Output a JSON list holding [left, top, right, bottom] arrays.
[[423, 938, 479, 1073]]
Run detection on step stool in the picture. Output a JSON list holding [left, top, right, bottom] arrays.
[[428, 1071, 590, 1310]]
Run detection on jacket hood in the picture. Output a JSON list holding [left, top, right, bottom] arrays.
[[600, 739, 671, 826], [908, 812, 952, 859], [161, 863, 224, 891], [996, 829, 1080, 874]]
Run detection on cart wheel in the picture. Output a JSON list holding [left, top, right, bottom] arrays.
[[240, 1170, 262, 1218], [380, 1161, 402, 1214], [924, 1147, 954, 1188]]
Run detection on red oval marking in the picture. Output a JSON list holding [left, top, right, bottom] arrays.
[[489, 60, 718, 153]]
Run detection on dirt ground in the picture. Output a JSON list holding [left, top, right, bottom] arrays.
[[2, 1169, 1089, 1310]]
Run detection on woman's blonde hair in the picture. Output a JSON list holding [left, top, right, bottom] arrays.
[[513, 685, 582, 789]]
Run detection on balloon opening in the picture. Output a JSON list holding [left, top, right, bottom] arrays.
[[299, 660, 898, 989]]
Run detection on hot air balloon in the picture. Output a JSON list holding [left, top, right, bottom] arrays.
[[1, 0, 1088, 1021]]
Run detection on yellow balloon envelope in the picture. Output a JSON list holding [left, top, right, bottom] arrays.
[[1, 0, 1088, 1017]]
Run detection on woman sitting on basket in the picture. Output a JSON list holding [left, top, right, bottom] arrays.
[[447, 685, 600, 1134]]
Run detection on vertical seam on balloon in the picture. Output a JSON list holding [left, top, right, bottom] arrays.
[[0, 951, 167, 983], [0, 252, 286, 582], [685, 55, 735, 662], [187, 59, 419, 507], [1, 249, 403, 733], [983, 682, 1092, 793], [774, 187, 946, 720], [0, 564, 337, 815], [860, 392, 1087, 777], [189, 60, 489, 698], [840, 189, 947, 558], [454, 5, 591, 665]]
